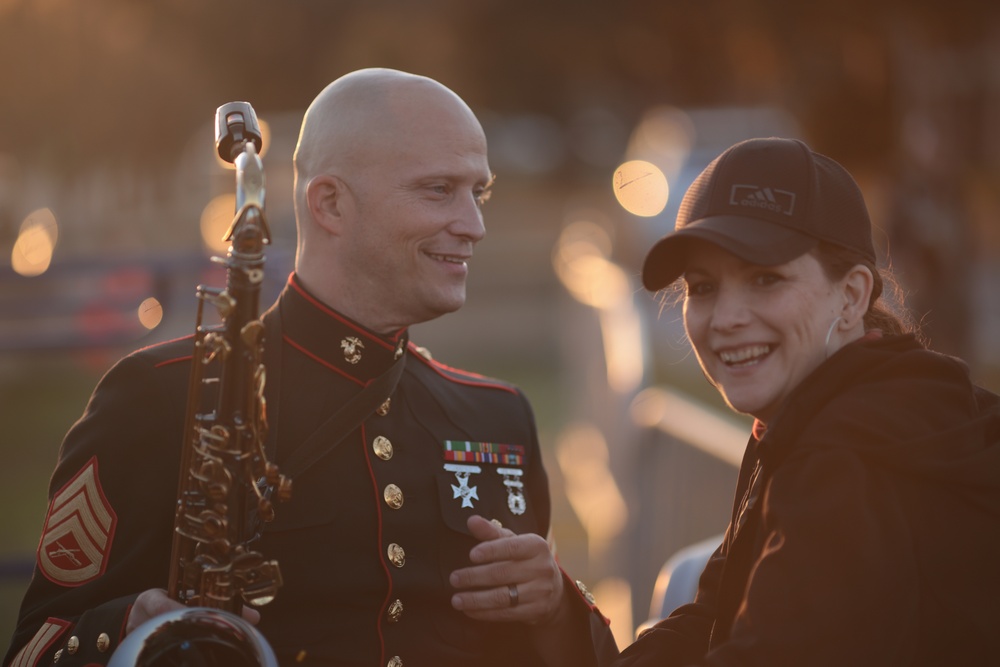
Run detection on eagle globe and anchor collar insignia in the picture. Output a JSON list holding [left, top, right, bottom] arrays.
[[442, 441, 527, 515]]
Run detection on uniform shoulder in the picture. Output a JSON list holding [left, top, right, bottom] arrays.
[[120, 334, 196, 370], [406, 342, 520, 396]]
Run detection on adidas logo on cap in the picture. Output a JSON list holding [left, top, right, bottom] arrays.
[[729, 185, 796, 216]]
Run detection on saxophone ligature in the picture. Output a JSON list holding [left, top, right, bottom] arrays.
[[110, 102, 290, 667]]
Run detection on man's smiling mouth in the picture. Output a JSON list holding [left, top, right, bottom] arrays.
[[427, 252, 468, 265]]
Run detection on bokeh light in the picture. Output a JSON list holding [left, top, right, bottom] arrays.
[[612, 160, 669, 217], [138, 297, 163, 330], [552, 218, 629, 310], [11, 208, 59, 277]]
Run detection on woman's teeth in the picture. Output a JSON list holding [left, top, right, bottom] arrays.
[[720, 345, 771, 366]]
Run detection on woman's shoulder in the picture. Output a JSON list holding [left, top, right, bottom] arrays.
[[768, 335, 983, 455]]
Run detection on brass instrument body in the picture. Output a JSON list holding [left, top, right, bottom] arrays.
[[166, 105, 290, 616]]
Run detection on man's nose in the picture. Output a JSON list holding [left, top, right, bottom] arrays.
[[450, 193, 487, 242]]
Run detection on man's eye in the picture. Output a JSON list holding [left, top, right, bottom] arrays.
[[476, 174, 496, 207]]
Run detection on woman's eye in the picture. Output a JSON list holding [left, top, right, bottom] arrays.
[[753, 273, 781, 287], [685, 281, 714, 297]]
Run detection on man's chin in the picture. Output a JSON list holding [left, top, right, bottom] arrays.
[[412, 295, 466, 325]]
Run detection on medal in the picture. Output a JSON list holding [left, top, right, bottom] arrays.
[[444, 463, 481, 508], [497, 467, 526, 515]]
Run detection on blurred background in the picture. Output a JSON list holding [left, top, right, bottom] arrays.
[[2, 0, 999, 652]]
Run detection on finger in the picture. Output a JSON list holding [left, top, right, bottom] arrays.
[[450, 555, 514, 590], [469, 531, 548, 565], [466, 514, 514, 542], [127, 589, 184, 634], [241, 606, 262, 625], [451, 582, 533, 617]]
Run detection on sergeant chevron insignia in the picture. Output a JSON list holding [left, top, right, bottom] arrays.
[[38, 456, 117, 586]]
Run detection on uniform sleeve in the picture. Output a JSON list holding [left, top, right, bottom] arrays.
[[700, 447, 918, 667], [4, 353, 186, 667], [514, 389, 620, 667], [613, 539, 725, 667]]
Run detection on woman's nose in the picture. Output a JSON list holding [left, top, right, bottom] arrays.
[[710, 285, 750, 332]]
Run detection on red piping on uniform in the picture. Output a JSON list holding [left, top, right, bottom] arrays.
[[154, 355, 193, 369], [283, 336, 366, 387], [409, 343, 518, 395], [11, 617, 70, 667], [289, 275, 405, 350], [137, 333, 195, 358], [362, 422, 392, 667]]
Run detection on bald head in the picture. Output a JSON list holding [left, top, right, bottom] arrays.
[[289, 69, 491, 330], [293, 68, 482, 211]]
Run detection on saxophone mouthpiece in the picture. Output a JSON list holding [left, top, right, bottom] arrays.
[[216, 101, 263, 164]]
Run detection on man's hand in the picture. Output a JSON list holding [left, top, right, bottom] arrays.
[[449, 514, 565, 625], [126, 589, 261, 634]]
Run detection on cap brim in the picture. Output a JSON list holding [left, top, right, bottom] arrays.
[[641, 215, 819, 291]]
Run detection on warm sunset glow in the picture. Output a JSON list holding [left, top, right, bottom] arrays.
[[555, 423, 629, 552], [11, 208, 59, 277], [552, 219, 629, 309], [612, 160, 669, 217], [552, 216, 645, 393], [200, 193, 237, 253]]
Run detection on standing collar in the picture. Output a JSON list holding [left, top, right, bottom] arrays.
[[277, 273, 408, 386]]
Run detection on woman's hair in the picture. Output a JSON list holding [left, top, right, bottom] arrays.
[[812, 241, 924, 343]]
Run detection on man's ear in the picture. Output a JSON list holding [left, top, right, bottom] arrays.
[[841, 264, 874, 327], [306, 174, 349, 234]]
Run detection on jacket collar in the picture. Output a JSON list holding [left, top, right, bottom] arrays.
[[277, 273, 408, 386]]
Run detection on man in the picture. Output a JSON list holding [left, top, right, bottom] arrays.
[[6, 69, 618, 667]]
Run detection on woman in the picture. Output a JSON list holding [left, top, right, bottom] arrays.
[[620, 137, 1000, 666]]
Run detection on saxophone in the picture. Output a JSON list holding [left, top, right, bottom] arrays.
[[110, 102, 291, 667], [166, 101, 291, 613]]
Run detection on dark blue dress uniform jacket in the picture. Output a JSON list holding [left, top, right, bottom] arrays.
[[6, 273, 616, 667]]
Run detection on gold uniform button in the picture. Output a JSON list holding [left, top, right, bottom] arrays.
[[377, 398, 391, 416], [388, 656, 403, 667], [66, 636, 80, 654], [384, 484, 403, 509], [373, 436, 393, 460], [96, 632, 111, 652], [387, 542, 406, 567], [387, 598, 404, 622]]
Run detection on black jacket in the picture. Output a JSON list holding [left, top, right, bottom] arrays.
[[6, 274, 616, 667], [616, 334, 1000, 667]]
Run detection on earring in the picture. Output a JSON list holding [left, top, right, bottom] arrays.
[[825, 316, 844, 357]]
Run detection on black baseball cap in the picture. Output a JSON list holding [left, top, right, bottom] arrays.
[[641, 137, 876, 291]]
